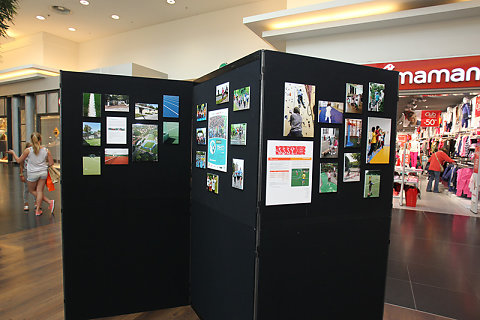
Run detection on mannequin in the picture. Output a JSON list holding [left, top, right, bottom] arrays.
[[410, 135, 420, 168], [461, 97, 471, 128]]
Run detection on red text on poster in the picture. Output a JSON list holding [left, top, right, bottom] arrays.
[[275, 145, 306, 155], [420, 110, 441, 127], [474, 146, 480, 174]]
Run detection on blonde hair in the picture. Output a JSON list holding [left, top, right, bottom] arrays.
[[31, 132, 42, 155]]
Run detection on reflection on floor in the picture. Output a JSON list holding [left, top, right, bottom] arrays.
[[393, 174, 477, 217]]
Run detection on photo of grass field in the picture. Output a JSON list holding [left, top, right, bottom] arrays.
[[364, 170, 381, 198], [83, 153, 101, 175], [319, 163, 338, 193], [83, 93, 101, 117], [163, 122, 179, 145], [105, 148, 129, 165], [291, 168, 310, 187], [82, 122, 101, 146], [132, 124, 158, 162]]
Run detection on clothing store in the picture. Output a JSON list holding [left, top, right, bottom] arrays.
[[386, 55, 480, 216]]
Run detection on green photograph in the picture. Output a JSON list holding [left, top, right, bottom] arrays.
[[364, 170, 381, 198], [132, 123, 158, 162], [163, 122, 179, 144], [291, 168, 310, 187], [83, 93, 101, 117], [82, 153, 101, 175], [319, 163, 338, 193], [82, 122, 101, 146]]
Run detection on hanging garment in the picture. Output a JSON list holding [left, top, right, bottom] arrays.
[[462, 103, 471, 128], [449, 167, 458, 193], [456, 168, 473, 197]]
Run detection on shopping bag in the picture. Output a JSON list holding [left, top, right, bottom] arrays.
[[48, 166, 61, 184], [46, 172, 55, 191]]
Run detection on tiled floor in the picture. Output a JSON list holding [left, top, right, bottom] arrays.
[[386, 209, 480, 320]]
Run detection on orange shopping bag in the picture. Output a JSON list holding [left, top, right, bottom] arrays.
[[46, 172, 55, 191]]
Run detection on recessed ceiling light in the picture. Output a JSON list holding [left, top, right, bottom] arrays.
[[68, 27, 76, 31], [111, 14, 120, 20], [167, 0, 175, 4], [80, 0, 89, 5], [36, 15, 46, 20]]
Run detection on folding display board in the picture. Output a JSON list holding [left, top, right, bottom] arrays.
[[61, 50, 398, 320], [61, 71, 192, 319]]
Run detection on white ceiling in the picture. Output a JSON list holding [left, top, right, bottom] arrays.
[[6, 0, 264, 43]]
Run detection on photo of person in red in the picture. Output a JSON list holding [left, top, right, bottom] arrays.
[[426, 147, 455, 193]]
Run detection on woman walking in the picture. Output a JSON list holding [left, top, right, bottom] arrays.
[[8, 132, 55, 216], [426, 147, 455, 193]]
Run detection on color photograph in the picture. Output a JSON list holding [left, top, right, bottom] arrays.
[[283, 82, 316, 137], [105, 148, 129, 165], [343, 152, 361, 182], [132, 123, 158, 162], [232, 158, 244, 190], [83, 93, 101, 117], [320, 128, 339, 158], [291, 168, 310, 187], [216, 82, 229, 104], [106, 117, 127, 144], [105, 94, 129, 112], [207, 108, 228, 172], [368, 82, 385, 112], [197, 103, 207, 121], [233, 86, 250, 111], [319, 163, 338, 193], [366, 117, 391, 164], [163, 95, 179, 118], [82, 152, 101, 175], [364, 170, 381, 198], [206, 173, 219, 194], [163, 122, 179, 144], [196, 151, 206, 169], [344, 118, 362, 148], [82, 122, 101, 146], [196, 127, 206, 145], [230, 123, 247, 145], [345, 83, 363, 114], [318, 100, 343, 124], [135, 103, 159, 120]]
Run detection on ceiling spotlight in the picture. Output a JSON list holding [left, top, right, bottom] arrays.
[[68, 27, 76, 31], [425, 105, 429, 108], [167, 0, 176, 4], [111, 14, 120, 20], [36, 15, 46, 20], [80, 0, 89, 5]]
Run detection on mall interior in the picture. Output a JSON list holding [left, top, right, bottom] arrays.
[[1, 0, 480, 319]]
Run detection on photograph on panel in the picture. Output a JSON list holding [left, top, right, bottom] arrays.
[[344, 118, 362, 148], [105, 94, 129, 112], [196, 128, 206, 145], [291, 168, 310, 187], [283, 82, 316, 137], [83, 93, 101, 117], [343, 152, 361, 182], [345, 83, 363, 114], [215, 82, 229, 104], [106, 117, 127, 145], [319, 162, 338, 193], [233, 86, 250, 111], [368, 83, 385, 112], [132, 123, 158, 162], [197, 103, 207, 121], [230, 123, 247, 146], [82, 121, 101, 147], [163, 122, 179, 145], [320, 128, 339, 158], [364, 170, 381, 198], [105, 148, 129, 165], [82, 151, 101, 176], [135, 103, 159, 120], [232, 158, 244, 190], [163, 95, 179, 118], [206, 173, 219, 194], [366, 117, 391, 164], [195, 151, 206, 169], [207, 108, 228, 172], [318, 100, 343, 124]]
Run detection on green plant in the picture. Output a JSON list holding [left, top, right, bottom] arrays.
[[0, 0, 18, 38]]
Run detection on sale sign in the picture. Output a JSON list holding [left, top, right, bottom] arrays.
[[420, 110, 441, 127], [475, 96, 480, 118]]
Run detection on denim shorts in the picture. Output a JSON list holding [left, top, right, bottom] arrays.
[[27, 171, 48, 182]]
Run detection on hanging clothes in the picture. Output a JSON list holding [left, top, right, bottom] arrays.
[[456, 167, 473, 197]]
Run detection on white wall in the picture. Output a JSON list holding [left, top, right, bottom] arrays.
[[78, 0, 285, 80], [286, 16, 480, 64]]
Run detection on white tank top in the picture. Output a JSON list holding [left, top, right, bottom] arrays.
[[26, 146, 48, 173]]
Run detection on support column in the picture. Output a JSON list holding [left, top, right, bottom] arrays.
[[25, 94, 35, 141], [11, 96, 20, 156]]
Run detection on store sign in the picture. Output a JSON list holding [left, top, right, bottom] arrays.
[[365, 55, 480, 90], [420, 110, 441, 127], [397, 134, 409, 146]]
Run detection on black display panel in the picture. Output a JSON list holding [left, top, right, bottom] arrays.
[[61, 71, 192, 319], [190, 55, 261, 320]]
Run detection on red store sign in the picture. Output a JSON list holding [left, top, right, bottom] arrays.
[[420, 110, 441, 127], [366, 55, 480, 91]]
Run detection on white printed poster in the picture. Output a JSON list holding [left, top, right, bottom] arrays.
[[106, 117, 127, 144], [265, 140, 314, 206]]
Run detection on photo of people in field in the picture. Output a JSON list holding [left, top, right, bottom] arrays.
[[318, 100, 343, 124], [82, 122, 101, 146], [366, 117, 391, 164], [368, 82, 385, 112], [230, 123, 247, 145], [343, 152, 361, 182], [364, 170, 381, 198], [196, 128, 206, 145], [216, 82, 229, 104], [291, 168, 310, 187], [345, 83, 363, 114], [283, 82, 316, 138], [233, 86, 250, 111], [320, 128, 339, 158], [319, 163, 338, 193], [206, 173, 219, 194], [197, 103, 207, 121], [196, 151, 206, 169], [132, 124, 158, 162], [232, 158, 244, 190]]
